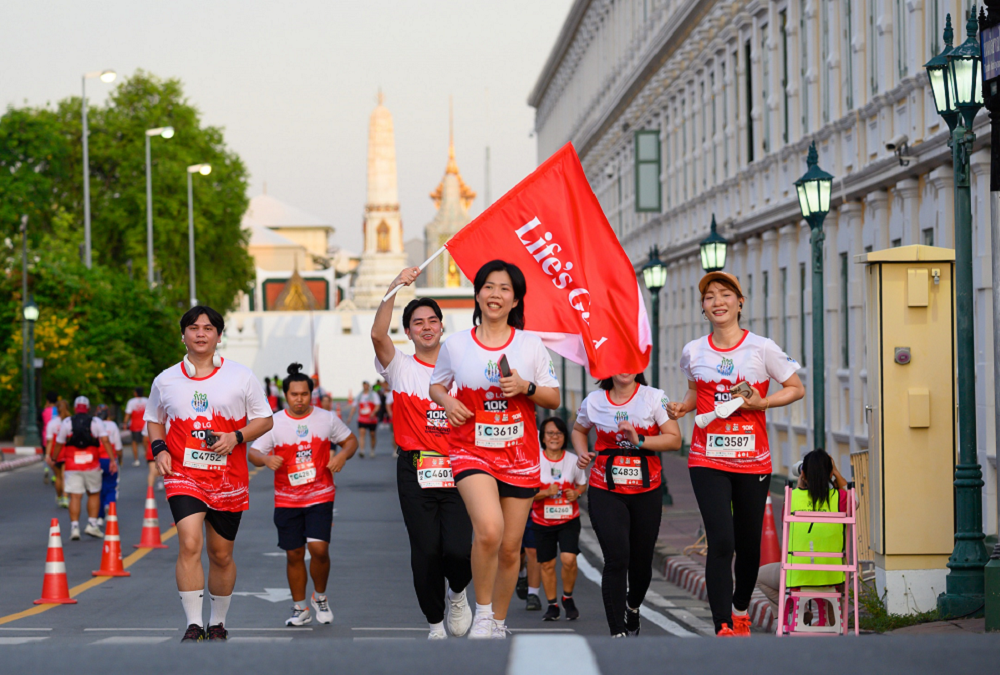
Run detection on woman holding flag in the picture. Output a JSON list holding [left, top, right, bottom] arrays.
[[429, 260, 560, 639], [667, 271, 804, 636]]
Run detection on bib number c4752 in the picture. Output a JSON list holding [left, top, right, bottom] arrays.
[[704, 433, 756, 458], [182, 445, 227, 471], [474, 410, 524, 449], [543, 497, 574, 520], [610, 456, 644, 487], [288, 462, 317, 486], [417, 452, 454, 489]]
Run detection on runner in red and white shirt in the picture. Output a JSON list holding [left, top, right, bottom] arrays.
[[531, 417, 587, 622], [250, 363, 357, 628], [351, 382, 380, 458], [373, 266, 473, 640], [124, 387, 148, 467], [429, 260, 560, 639], [146, 305, 273, 643], [574, 373, 681, 636], [43, 399, 72, 509], [667, 271, 804, 637]]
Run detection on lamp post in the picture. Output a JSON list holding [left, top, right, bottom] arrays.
[[641, 245, 667, 389], [187, 163, 212, 307], [145, 126, 174, 288], [699, 214, 729, 273], [18, 216, 41, 448], [925, 10, 989, 619], [794, 142, 834, 451], [81, 69, 116, 269]]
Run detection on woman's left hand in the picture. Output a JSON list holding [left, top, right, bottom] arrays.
[[736, 387, 768, 411], [617, 420, 639, 446], [500, 368, 528, 398]]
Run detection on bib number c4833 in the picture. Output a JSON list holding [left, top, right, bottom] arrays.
[[610, 456, 644, 487], [543, 498, 573, 520], [474, 410, 524, 449], [417, 452, 454, 489], [288, 462, 317, 486]]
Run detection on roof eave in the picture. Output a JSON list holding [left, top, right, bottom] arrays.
[[527, 0, 593, 109]]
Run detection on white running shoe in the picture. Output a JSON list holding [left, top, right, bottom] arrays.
[[96, 518, 105, 528], [310, 594, 333, 624], [285, 605, 312, 626], [446, 588, 473, 637], [132, 459, 141, 467], [428, 626, 447, 640], [155, 479, 164, 491], [70, 524, 81, 541], [84, 524, 103, 539], [491, 621, 509, 639], [467, 614, 494, 639]]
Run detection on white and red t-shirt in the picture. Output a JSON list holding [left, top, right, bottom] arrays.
[[375, 348, 451, 453], [145, 358, 272, 512], [44, 415, 62, 445], [124, 397, 148, 433], [680, 330, 799, 474], [252, 408, 352, 509], [576, 385, 670, 494], [531, 449, 588, 526], [102, 420, 123, 453], [430, 328, 559, 488], [56, 416, 109, 472], [356, 391, 379, 425]]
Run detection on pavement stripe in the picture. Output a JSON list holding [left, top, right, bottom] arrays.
[[89, 636, 172, 645], [351, 627, 427, 631], [0, 628, 52, 631], [507, 635, 601, 675], [508, 628, 575, 633], [228, 627, 313, 631], [0, 637, 49, 645], [0, 525, 178, 626], [83, 628, 178, 632], [229, 637, 294, 643], [576, 552, 697, 638], [352, 637, 417, 641]]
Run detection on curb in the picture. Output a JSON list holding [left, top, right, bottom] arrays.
[[0, 454, 43, 472], [659, 553, 776, 634]]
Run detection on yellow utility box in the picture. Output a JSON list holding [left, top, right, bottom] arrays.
[[855, 245, 955, 615]]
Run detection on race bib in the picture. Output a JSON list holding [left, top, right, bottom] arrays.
[[474, 410, 524, 449], [73, 451, 94, 465], [704, 418, 757, 459], [610, 456, 644, 487], [288, 462, 317, 486], [183, 445, 227, 471], [417, 452, 454, 489], [543, 497, 573, 520]]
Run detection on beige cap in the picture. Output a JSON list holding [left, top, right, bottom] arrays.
[[698, 271, 744, 297]]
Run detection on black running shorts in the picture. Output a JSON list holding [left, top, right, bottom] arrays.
[[358, 422, 377, 432], [273, 502, 334, 551], [454, 469, 539, 499], [168, 495, 243, 542], [533, 517, 581, 563]]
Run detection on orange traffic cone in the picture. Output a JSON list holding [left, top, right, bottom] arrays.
[[92, 502, 131, 577], [759, 494, 781, 566], [134, 486, 168, 549], [34, 518, 77, 604], [335, 402, 342, 418]]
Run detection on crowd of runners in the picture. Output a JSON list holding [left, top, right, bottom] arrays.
[[37, 258, 807, 642]]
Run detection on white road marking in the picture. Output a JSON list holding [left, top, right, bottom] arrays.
[[83, 628, 177, 632], [0, 637, 48, 645], [352, 637, 417, 641], [507, 635, 601, 675], [0, 628, 53, 631], [642, 590, 715, 635], [351, 627, 427, 631], [576, 552, 697, 638], [228, 627, 313, 631], [228, 637, 294, 643], [263, 551, 311, 561], [231, 588, 293, 603], [507, 628, 576, 633], [89, 637, 171, 645]]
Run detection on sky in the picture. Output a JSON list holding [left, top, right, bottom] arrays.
[[2, 0, 574, 254]]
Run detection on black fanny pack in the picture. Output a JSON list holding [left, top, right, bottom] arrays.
[[598, 447, 656, 491]]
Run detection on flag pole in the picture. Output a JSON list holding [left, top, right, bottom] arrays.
[[381, 246, 448, 302]]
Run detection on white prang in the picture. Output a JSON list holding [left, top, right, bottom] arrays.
[[695, 397, 746, 429]]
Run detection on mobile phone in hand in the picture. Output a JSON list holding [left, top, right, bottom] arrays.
[[730, 381, 753, 399], [498, 354, 512, 378]]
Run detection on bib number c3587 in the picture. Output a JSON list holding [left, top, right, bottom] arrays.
[[610, 456, 644, 487], [182, 445, 227, 471], [704, 433, 756, 458], [543, 497, 573, 520], [288, 462, 317, 486], [417, 452, 454, 489], [474, 410, 524, 449]]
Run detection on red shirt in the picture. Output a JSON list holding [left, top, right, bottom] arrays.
[[356, 391, 379, 425], [375, 348, 451, 453], [55, 416, 109, 471]]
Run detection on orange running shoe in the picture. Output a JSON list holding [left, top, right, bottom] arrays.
[[716, 625, 737, 637], [732, 613, 752, 636]]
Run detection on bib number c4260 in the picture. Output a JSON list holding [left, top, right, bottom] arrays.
[[474, 410, 524, 449], [543, 497, 573, 520], [610, 456, 644, 487], [417, 452, 454, 489], [288, 462, 317, 486], [182, 445, 227, 471]]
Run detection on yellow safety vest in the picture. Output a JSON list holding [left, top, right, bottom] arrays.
[[786, 488, 845, 587]]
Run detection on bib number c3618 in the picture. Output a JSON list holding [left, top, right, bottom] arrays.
[[474, 410, 524, 449]]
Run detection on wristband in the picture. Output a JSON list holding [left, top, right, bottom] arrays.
[[636, 434, 645, 449], [151, 439, 168, 458], [235, 429, 244, 445]]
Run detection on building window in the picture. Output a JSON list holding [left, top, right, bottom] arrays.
[[634, 130, 662, 212], [781, 10, 789, 144], [891, 238, 902, 248], [922, 227, 935, 246], [821, 0, 831, 123], [701, 80, 708, 189], [682, 97, 689, 201], [869, 0, 878, 95], [895, 0, 908, 79], [710, 71, 718, 186], [724, 56, 731, 177], [377, 221, 390, 252], [761, 29, 771, 154], [800, 0, 810, 134], [844, 0, 854, 110], [781, 267, 789, 348], [800, 262, 807, 366], [747, 273, 754, 331], [745, 40, 754, 163], [763, 270, 770, 337], [840, 252, 849, 368], [929, 0, 941, 57]]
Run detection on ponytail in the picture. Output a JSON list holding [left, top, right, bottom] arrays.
[[283, 363, 314, 394]]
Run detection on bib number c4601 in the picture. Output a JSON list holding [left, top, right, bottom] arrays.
[[288, 462, 317, 486], [543, 497, 573, 520], [474, 410, 524, 449], [610, 456, 644, 487], [417, 452, 454, 489], [704, 433, 756, 458]]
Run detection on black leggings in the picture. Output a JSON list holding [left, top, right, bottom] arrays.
[[397, 451, 473, 624], [688, 466, 771, 633], [588, 487, 662, 635]]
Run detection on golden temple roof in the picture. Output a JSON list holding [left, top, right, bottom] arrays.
[[430, 98, 476, 211]]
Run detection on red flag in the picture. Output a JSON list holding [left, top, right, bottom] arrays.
[[445, 143, 651, 379]]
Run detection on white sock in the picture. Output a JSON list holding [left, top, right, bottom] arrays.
[[88, 517, 98, 528], [314, 592, 327, 602], [732, 607, 748, 617], [179, 590, 204, 628], [447, 587, 464, 602], [528, 586, 539, 597], [209, 593, 232, 627], [494, 618, 506, 629], [475, 602, 493, 617], [429, 621, 446, 634], [71, 520, 79, 529]]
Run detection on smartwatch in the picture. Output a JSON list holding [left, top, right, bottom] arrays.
[[636, 434, 646, 448], [526, 382, 537, 397], [235, 429, 245, 446]]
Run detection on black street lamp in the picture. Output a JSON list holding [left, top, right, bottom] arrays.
[[17, 216, 41, 448], [794, 142, 834, 451], [925, 10, 989, 619], [641, 246, 667, 389], [699, 214, 728, 273]]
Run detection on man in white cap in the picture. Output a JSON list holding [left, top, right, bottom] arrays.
[[51, 396, 116, 540]]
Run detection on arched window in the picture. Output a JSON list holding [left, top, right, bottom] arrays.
[[376, 221, 390, 252]]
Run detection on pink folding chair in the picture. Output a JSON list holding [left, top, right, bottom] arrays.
[[775, 486, 859, 636]]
